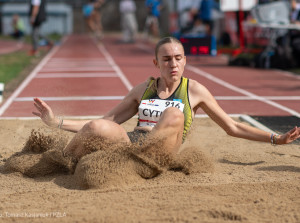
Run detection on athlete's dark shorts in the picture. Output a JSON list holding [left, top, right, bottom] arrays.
[[127, 129, 149, 143]]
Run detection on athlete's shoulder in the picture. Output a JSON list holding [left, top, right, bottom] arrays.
[[187, 78, 215, 109], [188, 78, 207, 91], [128, 78, 152, 98], [188, 78, 213, 99]]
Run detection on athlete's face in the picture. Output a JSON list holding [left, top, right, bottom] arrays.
[[154, 42, 186, 83]]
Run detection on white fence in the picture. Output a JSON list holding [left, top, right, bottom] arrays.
[[1, 3, 73, 35]]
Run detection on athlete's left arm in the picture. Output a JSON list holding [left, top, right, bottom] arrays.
[[189, 80, 300, 145]]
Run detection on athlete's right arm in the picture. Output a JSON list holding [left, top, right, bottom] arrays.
[[32, 97, 91, 132], [102, 81, 148, 124], [32, 82, 148, 132]]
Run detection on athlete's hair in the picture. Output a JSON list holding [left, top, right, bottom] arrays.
[[154, 36, 184, 59]]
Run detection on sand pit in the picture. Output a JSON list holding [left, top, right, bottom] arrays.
[[0, 117, 299, 222]]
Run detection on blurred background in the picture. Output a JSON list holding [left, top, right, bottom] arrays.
[[0, 0, 299, 92]]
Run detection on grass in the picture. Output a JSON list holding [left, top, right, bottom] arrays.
[[0, 33, 62, 85], [0, 33, 62, 45], [0, 50, 33, 84]]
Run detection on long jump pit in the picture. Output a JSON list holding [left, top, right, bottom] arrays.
[[0, 116, 299, 223]]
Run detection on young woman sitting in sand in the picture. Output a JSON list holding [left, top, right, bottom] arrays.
[[33, 37, 300, 160]]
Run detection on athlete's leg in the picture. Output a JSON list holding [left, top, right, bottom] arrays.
[[86, 16, 96, 32], [151, 17, 160, 37], [143, 16, 152, 39], [63, 119, 130, 160], [150, 107, 184, 154]]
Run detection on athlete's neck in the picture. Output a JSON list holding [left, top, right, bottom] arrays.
[[157, 77, 181, 98]]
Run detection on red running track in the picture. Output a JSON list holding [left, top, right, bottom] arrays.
[[0, 34, 300, 119]]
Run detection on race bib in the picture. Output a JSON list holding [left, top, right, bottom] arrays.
[[138, 99, 184, 127]]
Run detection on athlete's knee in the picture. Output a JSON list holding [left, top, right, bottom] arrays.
[[83, 119, 112, 136], [162, 107, 184, 128]]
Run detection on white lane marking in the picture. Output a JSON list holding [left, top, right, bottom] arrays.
[[46, 60, 110, 64], [240, 115, 276, 133], [15, 95, 299, 101], [40, 67, 114, 72], [0, 113, 278, 135], [273, 69, 300, 80], [194, 114, 241, 118], [186, 65, 300, 118], [136, 43, 153, 53], [45, 63, 110, 67], [14, 96, 125, 101], [97, 44, 133, 91], [0, 37, 67, 116], [0, 114, 242, 120], [48, 59, 107, 62], [49, 58, 107, 61], [214, 96, 300, 100], [194, 114, 277, 133], [35, 72, 118, 78], [0, 112, 285, 134]]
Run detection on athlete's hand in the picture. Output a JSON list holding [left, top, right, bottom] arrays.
[[32, 97, 59, 127], [277, 126, 300, 144]]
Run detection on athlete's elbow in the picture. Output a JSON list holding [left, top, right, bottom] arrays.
[[225, 129, 236, 137], [224, 122, 239, 137]]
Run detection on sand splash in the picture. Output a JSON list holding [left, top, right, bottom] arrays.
[[4, 129, 76, 177], [4, 129, 214, 189]]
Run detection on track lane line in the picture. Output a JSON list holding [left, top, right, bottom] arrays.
[[240, 115, 276, 133], [0, 114, 242, 120], [214, 96, 300, 100], [14, 96, 125, 101], [0, 114, 276, 134], [14, 95, 300, 101], [35, 73, 118, 78], [40, 67, 114, 72], [0, 37, 67, 116], [97, 43, 133, 91], [49, 58, 107, 61], [186, 65, 300, 118]]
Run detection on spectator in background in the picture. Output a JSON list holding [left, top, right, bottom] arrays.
[[11, 14, 25, 40], [258, 0, 272, 4], [144, 0, 163, 38], [83, 0, 105, 40], [291, 0, 300, 24], [29, 0, 52, 56], [196, 0, 219, 36], [93, 0, 105, 39], [179, 0, 202, 34], [82, 0, 94, 19], [189, 0, 202, 20], [290, 0, 300, 66], [119, 0, 138, 43], [182, 0, 219, 36]]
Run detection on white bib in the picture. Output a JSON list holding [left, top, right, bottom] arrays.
[[138, 99, 185, 127]]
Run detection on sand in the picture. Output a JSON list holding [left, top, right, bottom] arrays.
[[0, 117, 299, 223]]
